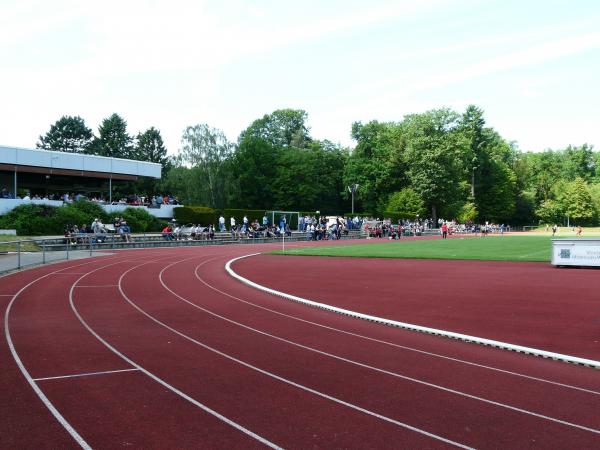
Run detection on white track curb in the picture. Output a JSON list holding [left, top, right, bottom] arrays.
[[226, 253, 600, 369]]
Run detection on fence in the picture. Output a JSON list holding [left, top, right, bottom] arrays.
[[0, 230, 364, 274]]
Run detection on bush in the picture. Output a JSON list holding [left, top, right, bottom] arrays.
[[173, 206, 218, 226], [386, 189, 425, 219], [0, 204, 62, 235], [224, 208, 267, 225], [120, 207, 163, 232]]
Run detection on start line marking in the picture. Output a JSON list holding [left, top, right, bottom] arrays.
[[225, 253, 600, 369], [34, 368, 139, 382]]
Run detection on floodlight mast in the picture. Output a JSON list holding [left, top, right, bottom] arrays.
[[347, 183, 359, 215]]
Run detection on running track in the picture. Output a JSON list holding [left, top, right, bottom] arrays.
[[2, 242, 599, 449]]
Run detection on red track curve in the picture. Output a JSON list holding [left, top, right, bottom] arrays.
[[2, 243, 600, 449]]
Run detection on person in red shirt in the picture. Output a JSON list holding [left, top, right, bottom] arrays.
[[441, 222, 448, 239]]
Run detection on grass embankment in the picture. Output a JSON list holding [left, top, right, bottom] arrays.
[[276, 235, 561, 262], [0, 236, 41, 252]]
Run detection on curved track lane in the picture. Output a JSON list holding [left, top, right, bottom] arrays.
[[2, 244, 600, 449]]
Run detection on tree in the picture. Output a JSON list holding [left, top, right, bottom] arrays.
[[135, 127, 169, 166], [562, 144, 595, 182], [231, 137, 279, 209], [271, 141, 347, 213], [535, 199, 564, 225], [386, 188, 425, 218], [179, 124, 235, 209], [239, 109, 311, 148], [91, 113, 133, 158], [343, 121, 405, 214], [402, 109, 468, 224], [460, 105, 487, 200], [37, 115, 93, 153], [558, 177, 596, 225]]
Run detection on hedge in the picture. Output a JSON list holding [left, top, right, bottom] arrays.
[[383, 210, 418, 222], [224, 209, 268, 227], [173, 206, 218, 226], [0, 201, 164, 235]]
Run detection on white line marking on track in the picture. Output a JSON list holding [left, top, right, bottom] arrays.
[[68, 257, 283, 450], [74, 285, 119, 288], [226, 254, 600, 369], [160, 258, 600, 436], [4, 257, 127, 450], [193, 258, 600, 397], [34, 368, 139, 381], [148, 257, 472, 449]]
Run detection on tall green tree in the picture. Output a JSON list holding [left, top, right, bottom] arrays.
[[561, 144, 595, 182], [239, 109, 311, 148], [460, 105, 487, 200], [558, 177, 596, 225], [37, 115, 93, 153], [179, 124, 234, 209], [91, 113, 133, 158], [271, 141, 347, 213], [135, 127, 169, 166], [402, 109, 467, 223], [231, 137, 279, 209], [343, 121, 405, 214]]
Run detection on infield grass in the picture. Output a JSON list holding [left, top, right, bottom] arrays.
[[276, 235, 560, 262]]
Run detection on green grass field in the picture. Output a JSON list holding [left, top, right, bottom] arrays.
[[276, 235, 562, 262]]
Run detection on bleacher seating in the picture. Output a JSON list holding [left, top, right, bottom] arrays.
[[39, 229, 364, 252]]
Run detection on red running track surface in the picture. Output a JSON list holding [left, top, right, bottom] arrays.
[[1, 243, 600, 449], [233, 254, 600, 361]]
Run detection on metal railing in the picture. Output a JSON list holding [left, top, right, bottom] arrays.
[[0, 231, 365, 274]]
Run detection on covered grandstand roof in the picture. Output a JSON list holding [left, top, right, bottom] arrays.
[[0, 145, 161, 179]]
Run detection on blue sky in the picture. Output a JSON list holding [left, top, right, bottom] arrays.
[[1, 0, 599, 155]]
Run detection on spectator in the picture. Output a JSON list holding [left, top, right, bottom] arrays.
[[119, 220, 132, 242], [162, 224, 174, 240], [219, 214, 226, 232], [1, 187, 10, 199]]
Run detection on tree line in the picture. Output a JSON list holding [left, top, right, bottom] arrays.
[[37, 107, 600, 226]]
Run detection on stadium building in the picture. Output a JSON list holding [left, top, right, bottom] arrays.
[[0, 145, 177, 218]]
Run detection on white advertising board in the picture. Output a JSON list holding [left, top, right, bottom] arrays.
[[551, 239, 600, 267]]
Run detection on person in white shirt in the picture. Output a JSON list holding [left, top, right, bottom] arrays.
[[219, 215, 225, 232]]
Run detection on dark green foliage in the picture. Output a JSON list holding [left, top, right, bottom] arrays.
[[173, 206, 218, 226], [239, 109, 311, 148], [120, 207, 163, 232], [0, 204, 59, 235], [223, 209, 267, 225], [231, 137, 279, 209], [90, 113, 133, 158], [385, 188, 425, 219], [37, 115, 93, 153], [0, 201, 163, 235], [343, 121, 405, 214]]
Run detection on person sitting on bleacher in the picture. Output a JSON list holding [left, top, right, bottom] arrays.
[[119, 221, 132, 242], [162, 225, 174, 241]]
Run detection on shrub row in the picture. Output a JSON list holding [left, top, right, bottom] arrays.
[[174, 207, 301, 228], [0, 201, 164, 235]]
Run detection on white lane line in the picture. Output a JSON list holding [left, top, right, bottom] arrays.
[[162, 259, 600, 436], [3, 257, 126, 450], [193, 259, 600, 397], [68, 257, 282, 450], [75, 285, 119, 288], [53, 272, 90, 275], [34, 368, 139, 382], [150, 259, 471, 449], [226, 253, 600, 369]]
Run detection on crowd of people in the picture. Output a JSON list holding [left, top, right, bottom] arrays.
[[63, 217, 132, 244], [0, 187, 180, 207]]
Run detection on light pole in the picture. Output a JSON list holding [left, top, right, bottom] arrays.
[[347, 183, 359, 215]]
